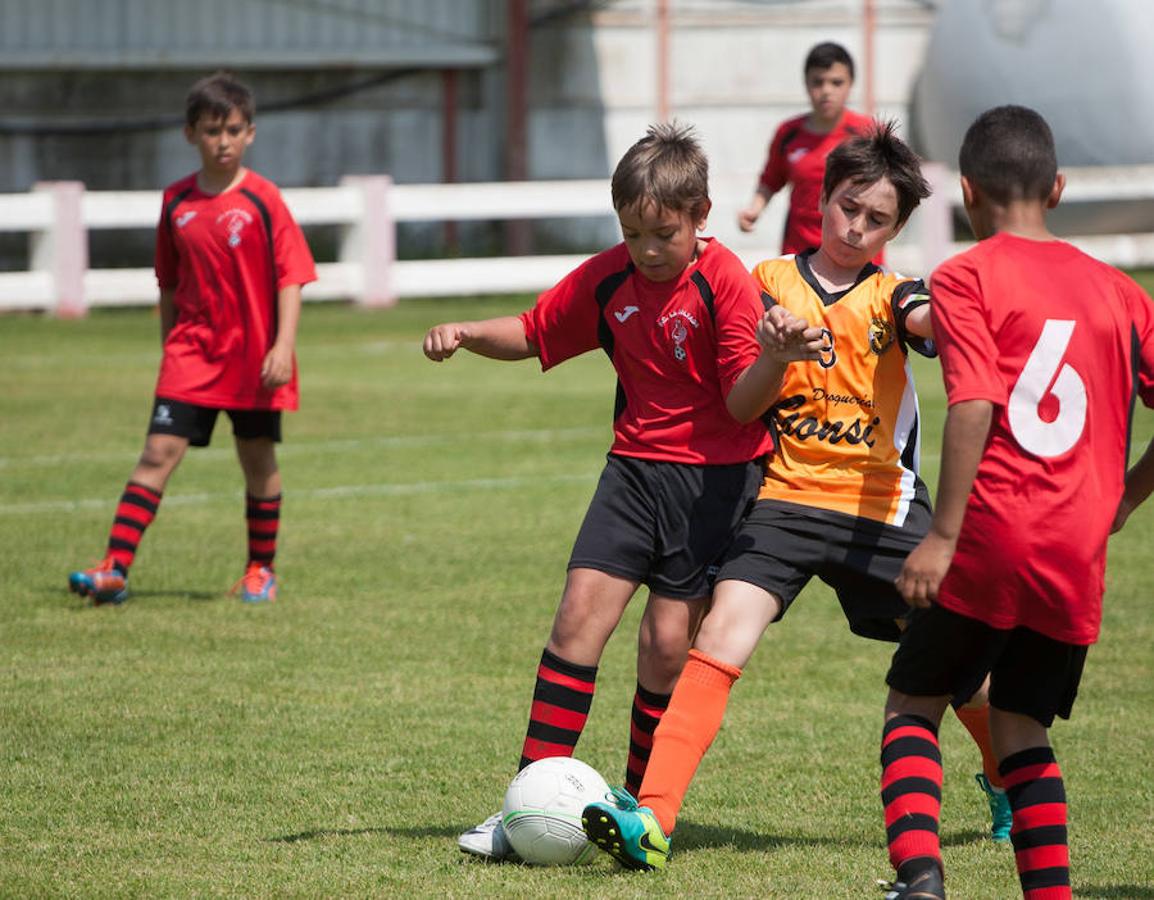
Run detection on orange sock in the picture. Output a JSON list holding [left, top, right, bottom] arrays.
[[636, 648, 741, 835], [954, 703, 1003, 788]]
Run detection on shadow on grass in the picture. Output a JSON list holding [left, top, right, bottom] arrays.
[[126, 589, 222, 602], [673, 820, 843, 853], [940, 828, 987, 847], [1078, 887, 1154, 899], [269, 824, 462, 843], [268, 827, 395, 843]]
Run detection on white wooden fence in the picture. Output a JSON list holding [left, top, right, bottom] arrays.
[[2, 166, 1154, 315]]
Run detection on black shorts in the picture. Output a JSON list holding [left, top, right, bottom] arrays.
[[886, 603, 1088, 727], [568, 453, 764, 600], [147, 396, 282, 448], [717, 499, 929, 642]]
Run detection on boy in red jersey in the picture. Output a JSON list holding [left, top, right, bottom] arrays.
[[423, 123, 774, 861], [68, 72, 316, 605], [738, 42, 877, 259], [876, 106, 1154, 900], [583, 123, 1006, 871]]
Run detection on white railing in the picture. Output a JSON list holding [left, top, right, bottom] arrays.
[[2, 167, 1154, 315]]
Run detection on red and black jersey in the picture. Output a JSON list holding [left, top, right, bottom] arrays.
[[932, 233, 1154, 644], [154, 170, 316, 410], [520, 239, 773, 465], [758, 109, 877, 257]]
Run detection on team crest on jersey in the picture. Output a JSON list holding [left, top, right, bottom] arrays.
[[868, 317, 895, 355], [658, 309, 699, 363], [216, 208, 254, 247]]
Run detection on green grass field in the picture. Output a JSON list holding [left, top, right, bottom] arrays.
[[2, 292, 1153, 898]]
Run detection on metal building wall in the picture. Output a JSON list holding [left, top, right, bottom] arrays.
[[0, 0, 496, 68]]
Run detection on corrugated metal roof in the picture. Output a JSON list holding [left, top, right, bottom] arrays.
[[0, 0, 498, 69]]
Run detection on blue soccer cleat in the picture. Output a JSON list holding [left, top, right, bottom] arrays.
[[581, 787, 670, 871], [234, 563, 277, 603], [975, 773, 1012, 843], [68, 557, 129, 605]]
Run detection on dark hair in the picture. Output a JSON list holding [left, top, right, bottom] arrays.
[[611, 121, 709, 218], [959, 105, 1058, 204], [186, 71, 255, 128], [822, 120, 931, 227], [805, 42, 855, 80]]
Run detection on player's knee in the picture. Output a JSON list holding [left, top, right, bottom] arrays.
[[138, 438, 184, 471]]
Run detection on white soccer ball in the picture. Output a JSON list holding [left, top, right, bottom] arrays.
[[501, 756, 611, 865]]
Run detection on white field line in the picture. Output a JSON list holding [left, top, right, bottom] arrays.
[[0, 471, 599, 516], [0, 426, 605, 470]]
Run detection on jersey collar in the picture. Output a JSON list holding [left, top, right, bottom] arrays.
[[795, 248, 879, 306]]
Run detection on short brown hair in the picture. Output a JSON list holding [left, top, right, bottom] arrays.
[[959, 105, 1057, 204], [611, 122, 709, 219], [822, 120, 931, 227], [186, 71, 254, 128]]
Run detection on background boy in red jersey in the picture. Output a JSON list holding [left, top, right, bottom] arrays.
[[583, 124, 1005, 871], [69, 72, 316, 605], [876, 106, 1154, 900], [423, 123, 774, 861], [738, 42, 877, 260]]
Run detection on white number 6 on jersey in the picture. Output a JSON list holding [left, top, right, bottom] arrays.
[[1007, 319, 1086, 458]]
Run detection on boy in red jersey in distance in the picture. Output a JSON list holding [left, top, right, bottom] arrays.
[[423, 122, 775, 861], [738, 41, 878, 261], [583, 123, 1006, 871], [876, 105, 1154, 900], [69, 72, 316, 605]]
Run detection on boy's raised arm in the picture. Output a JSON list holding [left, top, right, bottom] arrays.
[[423, 315, 537, 362], [726, 306, 824, 423]]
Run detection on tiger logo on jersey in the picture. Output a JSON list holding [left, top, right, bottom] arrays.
[[869, 317, 895, 355]]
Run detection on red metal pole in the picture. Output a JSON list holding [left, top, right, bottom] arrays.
[[656, 0, 670, 122], [506, 0, 530, 255], [863, 0, 876, 116], [441, 68, 459, 255]]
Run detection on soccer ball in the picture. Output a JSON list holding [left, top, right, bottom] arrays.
[[501, 756, 610, 865]]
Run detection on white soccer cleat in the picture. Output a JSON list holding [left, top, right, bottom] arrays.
[[458, 811, 518, 861]]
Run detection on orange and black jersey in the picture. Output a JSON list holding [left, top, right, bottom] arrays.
[[755, 251, 935, 527]]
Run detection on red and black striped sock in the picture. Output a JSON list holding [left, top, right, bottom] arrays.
[[106, 482, 162, 575], [624, 682, 671, 797], [1000, 746, 1071, 899], [246, 493, 281, 567], [518, 648, 597, 770], [880, 715, 943, 878]]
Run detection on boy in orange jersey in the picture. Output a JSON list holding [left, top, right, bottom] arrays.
[[583, 122, 1006, 870], [876, 106, 1154, 900], [738, 41, 877, 259], [424, 123, 775, 861], [68, 72, 316, 605]]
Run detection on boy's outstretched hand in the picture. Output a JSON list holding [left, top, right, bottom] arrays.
[[423, 323, 471, 361], [757, 305, 825, 361], [895, 532, 956, 608], [260, 343, 294, 389]]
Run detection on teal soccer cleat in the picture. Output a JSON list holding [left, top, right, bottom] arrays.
[[581, 787, 670, 871], [975, 773, 1012, 843], [68, 557, 128, 605]]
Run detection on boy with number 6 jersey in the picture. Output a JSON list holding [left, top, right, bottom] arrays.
[[878, 106, 1154, 899]]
